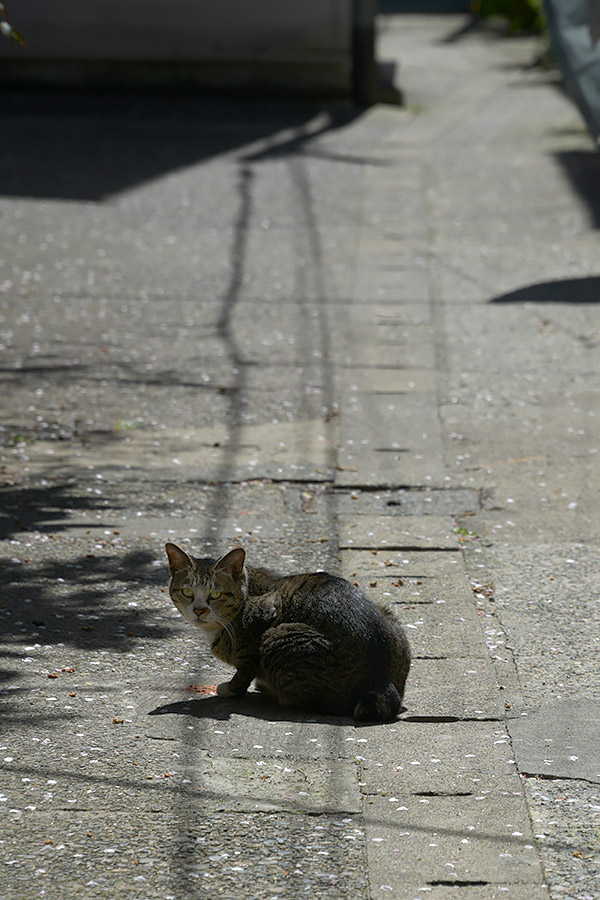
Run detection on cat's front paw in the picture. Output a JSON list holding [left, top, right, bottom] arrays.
[[216, 681, 238, 698]]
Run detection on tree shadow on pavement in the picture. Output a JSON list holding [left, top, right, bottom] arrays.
[[0, 547, 167, 647], [491, 275, 600, 304], [0, 537, 174, 728], [0, 480, 102, 539], [0, 546, 171, 694]]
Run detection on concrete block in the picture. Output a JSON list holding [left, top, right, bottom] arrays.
[[334, 488, 480, 518], [355, 721, 518, 787], [338, 514, 459, 549], [340, 549, 465, 580], [508, 700, 600, 784], [336, 390, 446, 487], [390, 596, 490, 660], [405, 657, 506, 721], [363, 789, 544, 887]]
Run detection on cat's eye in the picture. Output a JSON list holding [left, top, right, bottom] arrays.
[[209, 589, 222, 601], [181, 587, 194, 599]]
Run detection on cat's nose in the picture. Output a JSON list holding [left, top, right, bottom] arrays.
[[193, 606, 208, 617]]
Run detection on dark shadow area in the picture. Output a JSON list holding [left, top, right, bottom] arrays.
[[0, 549, 170, 653], [0, 480, 108, 539], [0, 692, 78, 729], [0, 544, 173, 721], [0, 89, 365, 201], [0, 475, 185, 540], [149, 693, 407, 726], [150, 692, 349, 724], [555, 151, 600, 228], [491, 276, 600, 304]]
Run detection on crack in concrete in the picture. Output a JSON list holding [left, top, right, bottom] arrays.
[[519, 771, 600, 787], [403, 715, 505, 724], [339, 544, 461, 552]]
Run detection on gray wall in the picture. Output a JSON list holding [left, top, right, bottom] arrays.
[[0, 0, 357, 93]]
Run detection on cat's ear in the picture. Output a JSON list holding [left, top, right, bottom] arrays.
[[165, 542, 191, 574], [216, 547, 245, 580]]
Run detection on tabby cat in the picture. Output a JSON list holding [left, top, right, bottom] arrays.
[[165, 543, 411, 722]]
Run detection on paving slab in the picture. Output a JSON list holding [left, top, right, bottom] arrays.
[[353, 267, 431, 303], [379, 575, 473, 605], [501, 655, 600, 709], [351, 721, 517, 785], [334, 488, 480, 518], [336, 380, 445, 487], [143, 691, 359, 762], [405, 657, 505, 722], [508, 701, 600, 784], [339, 549, 466, 580], [363, 887, 551, 900], [338, 515, 459, 550], [363, 790, 543, 887], [341, 308, 433, 335], [340, 367, 436, 393], [336, 335, 437, 371], [521, 779, 600, 900], [387, 597, 492, 660]]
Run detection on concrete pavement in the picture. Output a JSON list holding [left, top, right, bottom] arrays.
[[1, 14, 600, 900]]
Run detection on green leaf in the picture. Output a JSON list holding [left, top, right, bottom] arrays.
[[1, 2, 27, 47], [0, 18, 27, 47]]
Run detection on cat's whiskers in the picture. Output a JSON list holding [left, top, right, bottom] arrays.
[[213, 613, 236, 652]]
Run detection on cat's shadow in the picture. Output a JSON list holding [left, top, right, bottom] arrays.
[[148, 691, 406, 727]]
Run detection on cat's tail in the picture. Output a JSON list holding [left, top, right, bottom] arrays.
[[353, 682, 402, 723]]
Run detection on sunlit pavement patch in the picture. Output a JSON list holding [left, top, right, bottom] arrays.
[[363, 790, 543, 886], [508, 701, 600, 784]]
